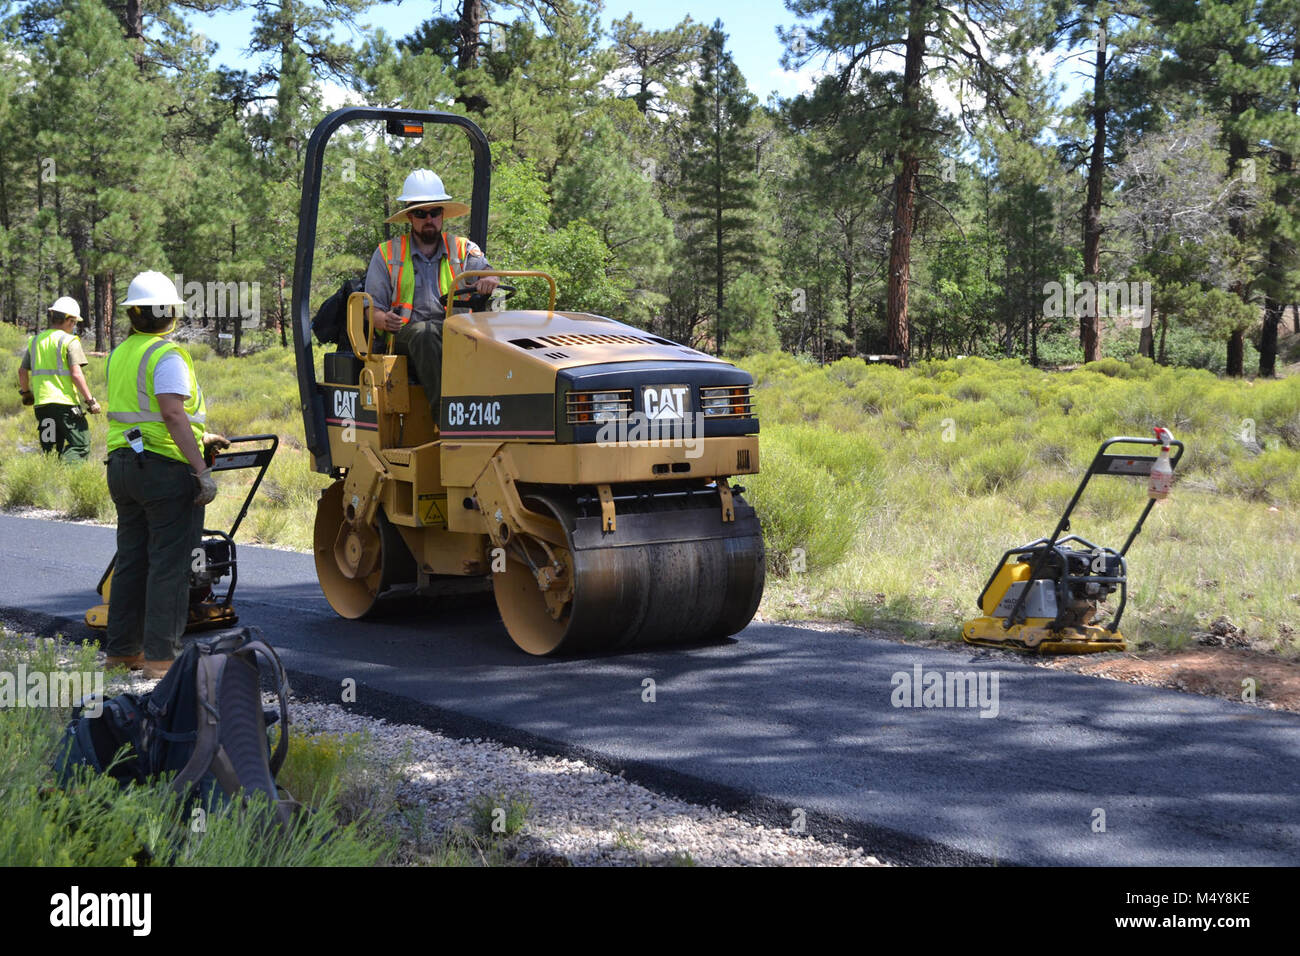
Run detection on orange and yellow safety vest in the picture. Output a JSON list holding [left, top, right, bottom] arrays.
[[379, 232, 473, 323]]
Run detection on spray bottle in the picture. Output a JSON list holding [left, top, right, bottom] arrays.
[[1149, 426, 1174, 500]]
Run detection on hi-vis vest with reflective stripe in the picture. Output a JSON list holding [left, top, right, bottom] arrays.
[[28, 329, 79, 406], [380, 232, 471, 323], [106, 333, 206, 464]]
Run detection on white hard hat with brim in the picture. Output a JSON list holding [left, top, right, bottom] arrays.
[[48, 296, 82, 320], [122, 270, 184, 308], [384, 169, 470, 223]]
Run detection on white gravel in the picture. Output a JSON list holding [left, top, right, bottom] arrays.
[[288, 697, 886, 867]]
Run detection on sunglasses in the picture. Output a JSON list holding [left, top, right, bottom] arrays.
[[408, 207, 443, 220]]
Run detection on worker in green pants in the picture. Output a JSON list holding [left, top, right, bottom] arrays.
[[17, 296, 100, 461], [104, 271, 220, 679]]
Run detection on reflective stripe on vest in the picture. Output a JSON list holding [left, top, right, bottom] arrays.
[[381, 233, 469, 324], [106, 333, 207, 464], [29, 329, 79, 406]]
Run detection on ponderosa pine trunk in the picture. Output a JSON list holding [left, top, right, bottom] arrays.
[[886, 0, 927, 367], [1081, 16, 1107, 363]]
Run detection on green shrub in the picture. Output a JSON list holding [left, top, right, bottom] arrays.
[[1086, 357, 1135, 379], [1225, 448, 1300, 504], [1, 453, 61, 509], [275, 732, 368, 810], [951, 442, 1033, 496], [63, 461, 113, 520], [468, 792, 532, 839], [744, 427, 871, 575]]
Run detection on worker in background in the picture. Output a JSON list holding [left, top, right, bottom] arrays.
[[17, 296, 100, 461], [365, 168, 499, 421], [104, 271, 225, 678]]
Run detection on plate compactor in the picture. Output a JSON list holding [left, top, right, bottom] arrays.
[[962, 431, 1183, 654], [86, 434, 278, 633], [292, 108, 764, 656]]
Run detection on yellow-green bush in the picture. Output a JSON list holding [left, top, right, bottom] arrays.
[[1, 453, 62, 509], [744, 426, 872, 575], [276, 732, 367, 810], [64, 460, 114, 520]]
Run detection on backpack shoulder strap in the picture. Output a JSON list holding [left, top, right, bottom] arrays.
[[238, 638, 290, 775], [170, 654, 227, 795]]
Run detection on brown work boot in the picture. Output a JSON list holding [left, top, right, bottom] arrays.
[[142, 659, 173, 680], [105, 653, 145, 671]]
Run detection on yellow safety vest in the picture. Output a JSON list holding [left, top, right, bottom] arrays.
[[28, 329, 80, 406], [106, 332, 206, 464], [380, 232, 471, 323]]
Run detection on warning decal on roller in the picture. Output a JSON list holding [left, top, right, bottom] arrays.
[[418, 493, 448, 527]]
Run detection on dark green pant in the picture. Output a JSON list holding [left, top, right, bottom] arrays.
[[105, 449, 205, 661], [34, 403, 89, 462], [394, 318, 443, 421]]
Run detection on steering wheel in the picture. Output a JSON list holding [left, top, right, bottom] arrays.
[[448, 282, 517, 313]]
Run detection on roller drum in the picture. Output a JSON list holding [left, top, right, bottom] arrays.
[[496, 487, 765, 655]]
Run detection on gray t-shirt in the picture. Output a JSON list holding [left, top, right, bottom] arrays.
[[364, 233, 490, 324]]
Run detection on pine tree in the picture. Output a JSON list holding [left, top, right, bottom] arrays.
[[676, 22, 761, 356], [1149, 0, 1295, 375], [609, 14, 708, 116], [28, 0, 172, 350], [552, 117, 676, 323], [783, 0, 1025, 366], [0, 38, 34, 327], [1035, 0, 1158, 361]]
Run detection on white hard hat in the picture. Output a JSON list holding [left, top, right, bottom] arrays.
[[385, 169, 470, 223], [48, 296, 81, 320], [122, 271, 184, 308]]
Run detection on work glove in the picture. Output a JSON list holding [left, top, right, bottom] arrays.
[[194, 467, 218, 506], [85, 397, 101, 414], [19, 389, 33, 406], [202, 432, 231, 451]]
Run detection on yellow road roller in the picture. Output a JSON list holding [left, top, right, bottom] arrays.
[[291, 108, 764, 655]]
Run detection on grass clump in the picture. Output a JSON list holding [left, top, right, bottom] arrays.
[[64, 461, 114, 520], [468, 791, 532, 839], [273, 730, 399, 833]]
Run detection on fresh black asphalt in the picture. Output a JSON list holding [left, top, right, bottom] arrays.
[[2, 513, 1296, 866]]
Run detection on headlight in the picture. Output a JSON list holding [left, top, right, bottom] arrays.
[[700, 386, 754, 418], [567, 389, 632, 423]]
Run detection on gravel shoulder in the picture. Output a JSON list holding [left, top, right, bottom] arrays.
[[289, 698, 883, 866]]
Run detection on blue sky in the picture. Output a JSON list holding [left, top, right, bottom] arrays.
[[191, 0, 815, 102]]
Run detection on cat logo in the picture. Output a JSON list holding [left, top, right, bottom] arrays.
[[643, 385, 689, 420], [333, 389, 357, 419]]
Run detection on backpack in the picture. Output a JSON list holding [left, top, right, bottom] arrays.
[[54, 627, 295, 825], [311, 276, 366, 347]]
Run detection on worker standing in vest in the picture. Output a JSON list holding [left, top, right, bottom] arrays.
[[103, 271, 224, 678], [17, 296, 100, 461], [365, 169, 498, 420]]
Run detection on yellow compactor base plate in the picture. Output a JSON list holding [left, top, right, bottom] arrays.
[[85, 602, 237, 633], [961, 616, 1126, 654]]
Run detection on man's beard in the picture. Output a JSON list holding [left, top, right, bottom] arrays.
[[418, 224, 439, 243]]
